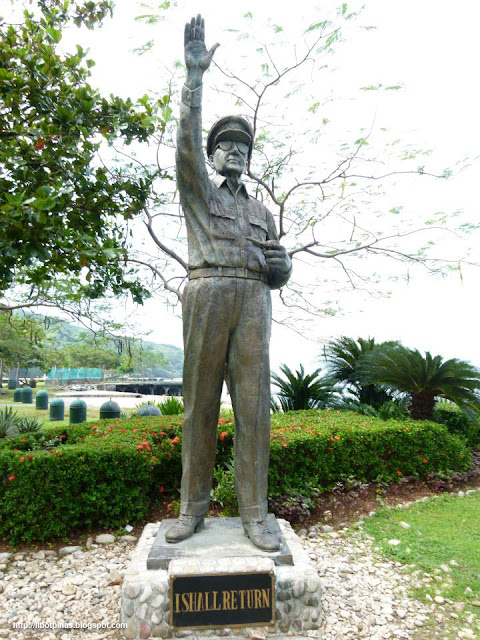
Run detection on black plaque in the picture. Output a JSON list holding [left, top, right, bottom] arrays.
[[170, 572, 275, 629]]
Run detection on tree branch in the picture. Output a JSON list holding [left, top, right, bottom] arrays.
[[143, 207, 188, 271], [127, 259, 183, 303]]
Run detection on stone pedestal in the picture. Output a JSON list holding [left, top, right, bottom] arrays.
[[120, 518, 322, 639], [147, 515, 293, 569]]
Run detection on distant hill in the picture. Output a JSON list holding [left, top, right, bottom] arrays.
[[137, 340, 184, 379], [31, 314, 184, 379]]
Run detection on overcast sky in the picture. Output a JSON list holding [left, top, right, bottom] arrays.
[[8, 0, 479, 370]]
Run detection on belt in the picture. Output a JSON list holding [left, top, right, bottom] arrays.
[[188, 266, 268, 283]]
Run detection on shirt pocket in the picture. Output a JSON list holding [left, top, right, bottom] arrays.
[[248, 212, 268, 243], [209, 200, 236, 240]]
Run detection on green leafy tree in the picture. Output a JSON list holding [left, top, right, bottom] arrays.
[[271, 364, 338, 411], [0, 0, 172, 307], [45, 339, 121, 371], [0, 312, 49, 383], [322, 336, 400, 409], [115, 343, 168, 378], [357, 345, 480, 421]]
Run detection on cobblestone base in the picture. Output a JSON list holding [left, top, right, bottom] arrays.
[[120, 520, 322, 639]]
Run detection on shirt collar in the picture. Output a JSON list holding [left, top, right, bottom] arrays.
[[212, 173, 249, 198]]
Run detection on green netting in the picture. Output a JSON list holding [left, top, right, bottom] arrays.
[[46, 368, 103, 381]]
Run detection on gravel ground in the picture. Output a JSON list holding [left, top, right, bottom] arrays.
[[1, 508, 479, 640]]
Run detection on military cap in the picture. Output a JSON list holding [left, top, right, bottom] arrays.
[[206, 115, 254, 160]]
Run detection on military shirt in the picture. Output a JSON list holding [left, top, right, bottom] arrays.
[[176, 84, 291, 290]]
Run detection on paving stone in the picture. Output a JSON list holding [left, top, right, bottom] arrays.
[[58, 546, 81, 557], [95, 533, 116, 544]]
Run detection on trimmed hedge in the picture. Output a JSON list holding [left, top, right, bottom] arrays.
[[433, 404, 479, 446], [0, 417, 183, 543], [0, 411, 472, 543], [268, 410, 472, 496]]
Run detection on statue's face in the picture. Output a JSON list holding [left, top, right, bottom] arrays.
[[212, 139, 248, 177]]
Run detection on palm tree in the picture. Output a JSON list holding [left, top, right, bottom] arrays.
[[357, 345, 480, 420], [322, 336, 400, 409], [271, 364, 338, 411]]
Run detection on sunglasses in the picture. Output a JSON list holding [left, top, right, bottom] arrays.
[[215, 140, 249, 155]]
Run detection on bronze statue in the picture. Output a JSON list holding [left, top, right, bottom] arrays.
[[166, 14, 292, 552]]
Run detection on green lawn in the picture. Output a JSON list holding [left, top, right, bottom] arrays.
[[362, 492, 480, 614]]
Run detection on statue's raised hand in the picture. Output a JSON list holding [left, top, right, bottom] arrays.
[[184, 14, 219, 74]]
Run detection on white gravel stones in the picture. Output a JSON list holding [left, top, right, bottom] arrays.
[[1, 539, 129, 640], [305, 530, 434, 640], [398, 522, 410, 530], [388, 539, 402, 546]]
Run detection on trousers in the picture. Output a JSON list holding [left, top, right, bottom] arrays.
[[180, 276, 272, 522]]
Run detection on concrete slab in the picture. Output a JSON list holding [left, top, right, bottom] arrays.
[[147, 515, 293, 570]]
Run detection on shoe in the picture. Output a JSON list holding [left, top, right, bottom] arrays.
[[243, 519, 281, 551], [165, 514, 205, 543]]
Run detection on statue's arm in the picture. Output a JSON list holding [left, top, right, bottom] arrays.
[[176, 15, 219, 207], [264, 212, 292, 290]]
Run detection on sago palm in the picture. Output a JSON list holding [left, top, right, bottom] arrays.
[[357, 345, 480, 420], [322, 336, 400, 408], [271, 364, 338, 411]]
